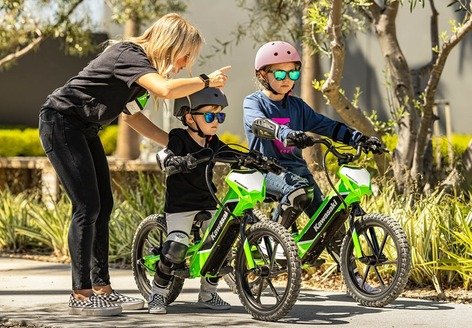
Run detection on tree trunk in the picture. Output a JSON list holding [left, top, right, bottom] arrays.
[[368, 2, 418, 191], [301, 4, 324, 172], [115, 19, 141, 160]]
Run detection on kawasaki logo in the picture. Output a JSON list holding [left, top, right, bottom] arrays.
[[210, 211, 229, 240], [313, 198, 338, 232]]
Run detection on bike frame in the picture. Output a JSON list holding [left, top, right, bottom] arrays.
[[141, 168, 267, 279], [295, 164, 373, 261]]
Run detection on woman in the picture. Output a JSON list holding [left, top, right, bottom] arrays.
[[38, 13, 230, 316]]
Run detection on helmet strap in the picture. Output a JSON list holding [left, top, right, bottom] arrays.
[[188, 116, 207, 138], [261, 79, 280, 96]]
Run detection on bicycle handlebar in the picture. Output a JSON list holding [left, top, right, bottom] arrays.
[[165, 149, 284, 176], [301, 137, 389, 165]]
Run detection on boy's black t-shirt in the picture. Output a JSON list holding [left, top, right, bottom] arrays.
[[41, 42, 157, 125], [165, 128, 228, 213]]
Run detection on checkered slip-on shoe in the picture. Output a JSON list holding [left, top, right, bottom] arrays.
[[68, 294, 122, 316], [95, 290, 145, 310], [148, 293, 167, 314], [197, 292, 231, 310]]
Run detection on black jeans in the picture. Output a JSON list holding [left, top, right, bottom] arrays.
[[39, 108, 113, 290]]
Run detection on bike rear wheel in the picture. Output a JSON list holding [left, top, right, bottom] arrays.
[[131, 214, 184, 305], [234, 220, 301, 321], [340, 213, 411, 307]]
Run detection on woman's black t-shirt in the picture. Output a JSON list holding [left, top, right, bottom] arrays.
[[165, 128, 228, 213], [41, 42, 157, 125]]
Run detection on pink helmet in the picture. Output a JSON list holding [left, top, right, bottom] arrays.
[[254, 41, 301, 71]]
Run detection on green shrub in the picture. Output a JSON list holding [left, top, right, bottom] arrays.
[[365, 180, 472, 291], [22, 128, 44, 156], [0, 129, 25, 156], [0, 125, 118, 156], [109, 173, 165, 263], [17, 195, 72, 257], [100, 125, 118, 155], [383, 134, 471, 165], [219, 131, 248, 149]]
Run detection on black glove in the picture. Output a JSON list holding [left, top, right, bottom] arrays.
[[350, 131, 383, 154], [364, 136, 383, 154], [165, 154, 197, 173], [285, 131, 313, 149]]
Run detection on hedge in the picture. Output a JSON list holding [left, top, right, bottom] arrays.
[[0, 126, 469, 161], [0, 126, 118, 157]]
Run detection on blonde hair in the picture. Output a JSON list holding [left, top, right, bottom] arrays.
[[126, 13, 203, 77]]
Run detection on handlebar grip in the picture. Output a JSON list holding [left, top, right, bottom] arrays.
[[165, 164, 180, 176], [165, 154, 211, 176], [283, 138, 296, 147]]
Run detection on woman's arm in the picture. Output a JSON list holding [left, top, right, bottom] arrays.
[[136, 66, 231, 99], [121, 111, 168, 146]]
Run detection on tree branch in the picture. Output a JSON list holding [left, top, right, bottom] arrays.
[[0, 0, 84, 68], [321, 0, 386, 173], [0, 35, 44, 67], [429, 0, 440, 64]]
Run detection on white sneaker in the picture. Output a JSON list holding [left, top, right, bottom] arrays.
[[356, 275, 380, 293]]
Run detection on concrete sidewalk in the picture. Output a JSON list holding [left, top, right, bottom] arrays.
[[0, 256, 471, 327]]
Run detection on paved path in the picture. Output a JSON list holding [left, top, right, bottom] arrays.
[[0, 257, 471, 327]]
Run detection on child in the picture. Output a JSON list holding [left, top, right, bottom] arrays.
[[243, 41, 382, 263], [150, 87, 232, 314]]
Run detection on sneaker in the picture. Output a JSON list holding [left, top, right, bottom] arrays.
[[355, 275, 380, 293], [95, 290, 144, 310], [197, 292, 231, 310], [68, 294, 122, 316], [148, 293, 167, 314]]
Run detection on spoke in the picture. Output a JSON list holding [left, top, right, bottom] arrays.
[[144, 237, 153, 250], [361, 265, 372, 288], [269, 240, 280, 271], [362, 229, 376, 255], [377, 232, 388, 259], [267, 279, 281, 302], [270, 267, 288, 277], [382, 260, 398, 265], [373, 265, 386, 286], [255, 242, 270, 265], [255, 277, 264, 302]]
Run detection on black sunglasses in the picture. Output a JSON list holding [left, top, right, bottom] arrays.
[[192, 112, 226, 123]]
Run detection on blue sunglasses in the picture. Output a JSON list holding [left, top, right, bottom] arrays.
[[192, 112, 226, 123]]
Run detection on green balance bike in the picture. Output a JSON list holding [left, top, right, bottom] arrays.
[[225, 118, 411, 308], [131, 146, 302, 321]]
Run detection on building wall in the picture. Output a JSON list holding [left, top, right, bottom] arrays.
[[0, 35, 108, 127]]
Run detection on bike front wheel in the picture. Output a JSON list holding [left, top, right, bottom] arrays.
[[131, 214, 184, 305], [234, 220, 301, 321], [340, 213, 411, 307]]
